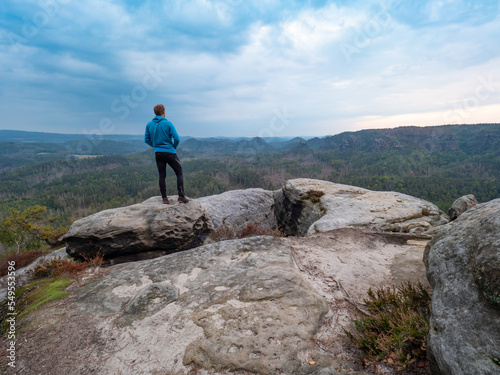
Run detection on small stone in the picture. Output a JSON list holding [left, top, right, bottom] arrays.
[[448, 194, 478, 220]]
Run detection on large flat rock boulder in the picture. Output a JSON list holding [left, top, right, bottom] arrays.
[[275, 178, 448, 236], [424, 199, 500, 375], [63, 197, 213, 260], [197, 188, 277, 230], [14, 228, 431, 374], [62, 237, 330, 374]]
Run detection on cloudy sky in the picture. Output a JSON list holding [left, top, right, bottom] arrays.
[[1, 0, 499, 137]]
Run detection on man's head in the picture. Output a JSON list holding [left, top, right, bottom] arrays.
[[154, 104, 165, 116]]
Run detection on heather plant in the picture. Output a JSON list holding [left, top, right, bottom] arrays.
[[345, 281, 431, 369], [302, 189, 325, 203], [235, 222, 284, 239], [209, 223, 236, 242]]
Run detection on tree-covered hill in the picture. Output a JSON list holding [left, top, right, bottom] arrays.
[[306, 123, 500, 154], [0, 124, 498, 229]]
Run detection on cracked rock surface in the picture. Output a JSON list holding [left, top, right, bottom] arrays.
[[275, 178, 449, 236], [11, 229, 431, 375], [71, 236, 329, 375]]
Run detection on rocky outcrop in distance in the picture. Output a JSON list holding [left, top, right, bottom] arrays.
[[424, 199, 500, 375], [306, 124, 500, 154]]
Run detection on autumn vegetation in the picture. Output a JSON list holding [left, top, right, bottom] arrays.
[[345, 281, 432, 370], [209, 222, 284, 242]]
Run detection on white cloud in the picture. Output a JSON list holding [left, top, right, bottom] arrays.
[[0, 0, 499, 136]]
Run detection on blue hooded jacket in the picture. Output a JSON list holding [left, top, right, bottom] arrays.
[[144, 116, 180, 153]]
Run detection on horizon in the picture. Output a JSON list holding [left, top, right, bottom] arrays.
[[1, 1, 500, 137], [1, 122, 500, 140]]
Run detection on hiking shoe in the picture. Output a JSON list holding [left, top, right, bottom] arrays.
[[162, 197, 169, 204], [177, 196, 189, 204]]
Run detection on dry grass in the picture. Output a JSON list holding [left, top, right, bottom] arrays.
[[209, 224, 236, 242], [210, 222, 285, 242], [236, 222, 285, 238], [33, 254, 104, 279], [302, 189, 325, 203], [0, 250, 45, 276]]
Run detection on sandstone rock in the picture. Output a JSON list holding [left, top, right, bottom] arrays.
[[288, 228, 430, 307], [275, 178, 448, 236], [424, 199, 500, 375], [14, 229, 431, 375], [197, 188, 277, 230], [448, 194, 478, 220], [71, 236, 330, 374], [12, 179, 446, 374], [63, 196, 213, 260]]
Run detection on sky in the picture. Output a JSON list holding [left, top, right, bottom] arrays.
[[1, 0, 499, 138]]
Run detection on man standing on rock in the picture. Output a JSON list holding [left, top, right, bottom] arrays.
[[145, 104, 189, 204]]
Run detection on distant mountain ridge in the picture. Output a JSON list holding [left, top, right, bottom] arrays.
[[306, 124, 500, 154], [181, 137, 275, 153], [0, 130, 304, 144], [0, 130, 145, 143], [1, 124, 499, 228], [181, 124, 500, 155], [1, 123, 499, 161]]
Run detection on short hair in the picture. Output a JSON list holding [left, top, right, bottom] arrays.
[[154, 104, 165, 116]]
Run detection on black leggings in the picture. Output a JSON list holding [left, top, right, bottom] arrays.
[[155, 152, 185, 198]]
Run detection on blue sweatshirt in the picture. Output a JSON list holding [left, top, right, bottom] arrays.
[[144, 116, 180, 153]]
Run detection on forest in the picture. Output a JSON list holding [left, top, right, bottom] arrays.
[[0, 124, 499, 234]]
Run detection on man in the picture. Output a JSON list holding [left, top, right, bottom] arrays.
[[145, 104, 189, 204]]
